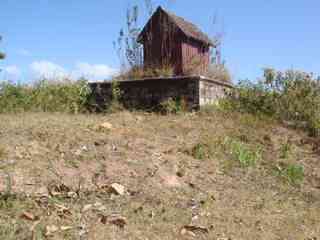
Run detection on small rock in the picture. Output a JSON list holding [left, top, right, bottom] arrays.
[[181, 225, 209, 236], [82, 204, 93, 213], [60, 226, 73, 231], [98, 122, 113, 131], [67, 191, 77, 198], [45, 225, 59, 236], [109, 183, 125, 195]]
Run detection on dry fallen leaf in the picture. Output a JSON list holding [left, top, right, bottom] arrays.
[[55, 203, 72, 217], [180, 225, 209, 236], [21, 211, 39, 221], [100, 214, 127, 228], [48, 183, 70, 197]]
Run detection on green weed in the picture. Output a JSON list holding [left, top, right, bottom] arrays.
[[225, 137, 261, 167], [276, 163, 304, 185], [160, 97, 186, 114], [280, 140, 292, 159], [190, 143, 211, 160]]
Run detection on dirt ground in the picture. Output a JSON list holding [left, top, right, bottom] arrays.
[[0, 111, 319, 240]]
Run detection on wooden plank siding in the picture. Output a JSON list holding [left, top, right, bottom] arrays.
[[138, 6, 213, 76], [142, 10, 183, 75], [181, 40, 210, 75]]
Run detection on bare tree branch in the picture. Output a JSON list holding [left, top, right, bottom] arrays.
[[0, 36, 5, 60]]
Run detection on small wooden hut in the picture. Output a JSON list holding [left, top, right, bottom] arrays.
[[137, 6, 215, 75]]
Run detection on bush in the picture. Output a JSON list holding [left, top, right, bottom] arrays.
[[0, 79, 91, 113], [105, 80, 124, 113], [226, 69, 320, 136], [159, 97, 187, 114]]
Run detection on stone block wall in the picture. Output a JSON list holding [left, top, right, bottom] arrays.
[[89, 76, 233, 111], [198, 77, 233, 106]]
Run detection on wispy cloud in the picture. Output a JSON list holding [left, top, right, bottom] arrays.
[[29, 61, 118, 81], [30, 61, 68, 79], [73, 62, 118, 80], [1, 65, 21, 81]]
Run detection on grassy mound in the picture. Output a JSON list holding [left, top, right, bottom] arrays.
[[0, 109, 319, 239]]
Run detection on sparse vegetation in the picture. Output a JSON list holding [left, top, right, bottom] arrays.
[[0, 108, 318, 239], [205, 63, 232, 83], [190, 142, 212, 160], [184, 57, 232, 83], [159, 97, 186, 114], [276, 163, 305, 186], [224, 137, 261, 167], [115, 65, 174, 80], [0, 146, 5, 159], [280, 139, 292, 159], [105, 80, 124, 113]]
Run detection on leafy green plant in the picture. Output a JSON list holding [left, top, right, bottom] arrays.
[[276, 163, 304, 185], [225, 137, 261, 167], [106, 80, 124, 113], [160, 97, 186, 114]]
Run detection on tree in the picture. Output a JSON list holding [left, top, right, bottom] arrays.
[[209, 13, 225, 65], [0, 36, 5, 60], [113, 5, 143, 70]]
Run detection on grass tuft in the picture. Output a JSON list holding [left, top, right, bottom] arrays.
[[276, 163, 304, 186], [224, 137, 261, 168]]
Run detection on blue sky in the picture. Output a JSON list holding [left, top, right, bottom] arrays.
[[1, 0, 320, 82]]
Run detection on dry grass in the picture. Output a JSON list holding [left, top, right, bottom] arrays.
[[0, 110, 319, 239], [115, 65, 174, 81]]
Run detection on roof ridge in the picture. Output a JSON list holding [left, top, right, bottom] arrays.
[[138, 6, 214, 46], [160, 7, 213, 46]]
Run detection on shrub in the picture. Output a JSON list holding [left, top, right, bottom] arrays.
[[106, 80, 124, 113], [226, 69, 320, 136], [0, 79, 91, 113], [160, 97, 186, 114]]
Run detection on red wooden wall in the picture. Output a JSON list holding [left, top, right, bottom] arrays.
[[140, 11, 210, 76]]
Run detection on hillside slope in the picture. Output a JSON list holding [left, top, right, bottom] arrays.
[[0, 111, 319, 239]]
